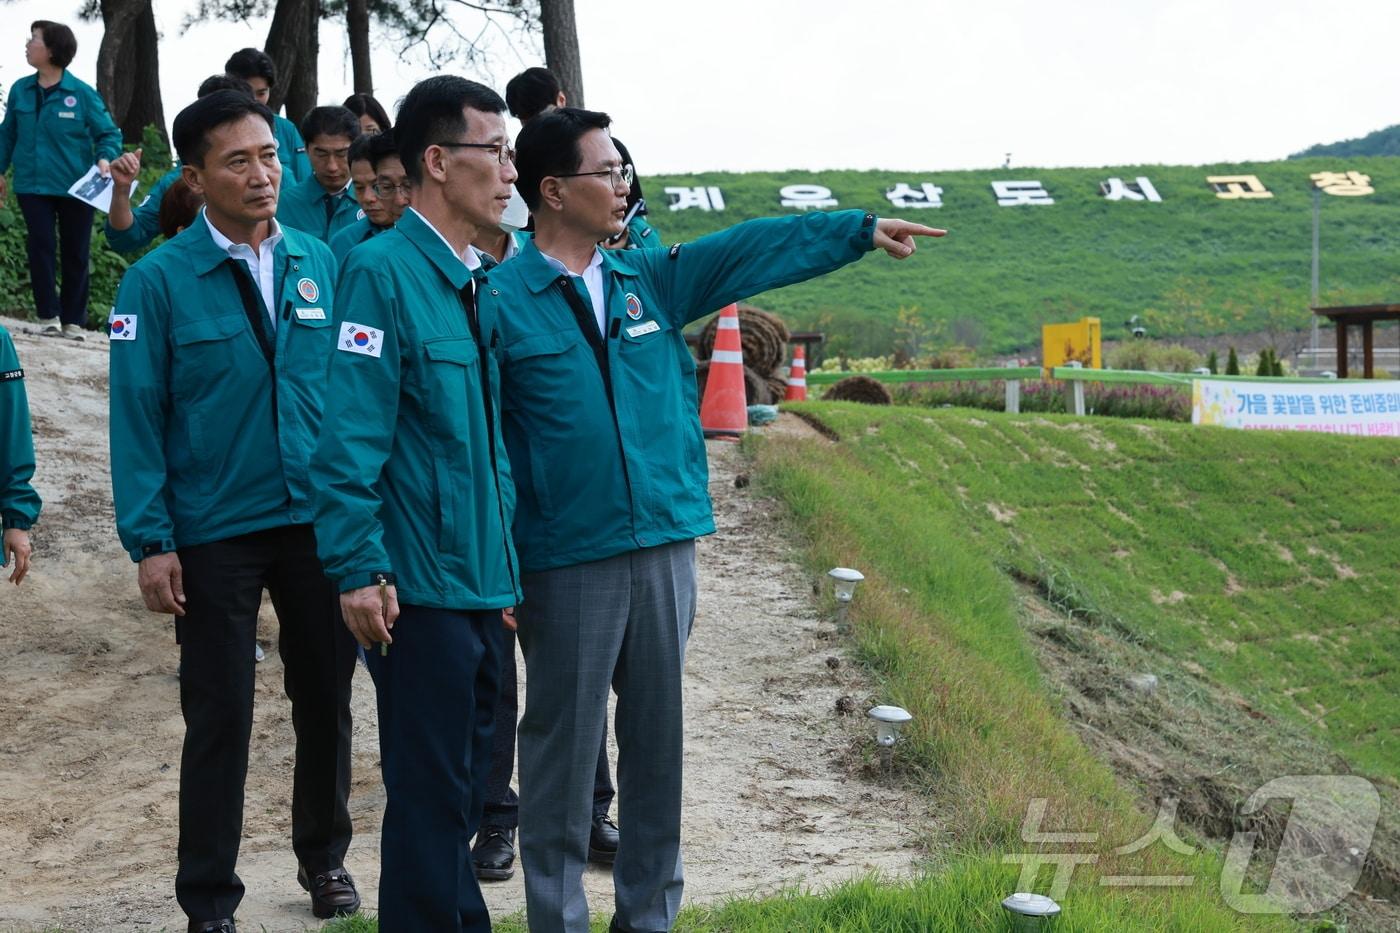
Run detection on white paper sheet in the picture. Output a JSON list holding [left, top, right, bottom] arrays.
[[66, 165, 138, 214]]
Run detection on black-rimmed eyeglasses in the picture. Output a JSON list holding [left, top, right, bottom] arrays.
[[556, 164, 635, 190], [433, 142, 516, 165]]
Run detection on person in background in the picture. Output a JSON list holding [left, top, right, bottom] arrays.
[[343, 93, 392, 136], [108, 90, 360, 932], [225, 48, 311, 183], [1, 324, 41, 586], [0, 20, 121, 340], [504, 66, 661, 250], [107, 74, 254, 255], [277, 105, 361, 242], [328, 132, 405, 264], [157, 176, 203, 240], [487, 106, 943, 933]]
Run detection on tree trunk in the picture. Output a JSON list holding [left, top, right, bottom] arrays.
[[347, 0, 373, 93], [95, 0, 166, 145], [264, 0, 320, 126], [539, 0, 583, 108]]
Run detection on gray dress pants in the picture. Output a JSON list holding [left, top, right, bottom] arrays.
[[517, 540, 697, 933]]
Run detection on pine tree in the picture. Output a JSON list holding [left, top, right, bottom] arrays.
[[1273, 353, 1286, 377], [1226, 347, 1240, 375], [1256, 347, 1274, 377], [1206, 350, 1219, 374]]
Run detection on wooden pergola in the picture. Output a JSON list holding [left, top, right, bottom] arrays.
[[1311, 304, 1400, 378]]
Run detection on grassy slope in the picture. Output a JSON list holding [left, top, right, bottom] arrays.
[[746, 405, 1398, 929], [644, 158, 1400, 359]]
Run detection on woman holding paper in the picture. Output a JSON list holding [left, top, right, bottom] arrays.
[[0, 21, 121, 340]]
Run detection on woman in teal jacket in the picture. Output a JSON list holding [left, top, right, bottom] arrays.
[[0, 21, 121, 339], [1, 325, 41, 585]]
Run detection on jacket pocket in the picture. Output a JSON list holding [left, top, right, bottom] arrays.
[[171, 314, 247, 494], [422, 335, 479, 554]]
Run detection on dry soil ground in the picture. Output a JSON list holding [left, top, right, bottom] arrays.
[[0, 325, 926, 931]]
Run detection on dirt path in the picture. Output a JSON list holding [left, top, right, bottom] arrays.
[[0, 325, 926, 931]]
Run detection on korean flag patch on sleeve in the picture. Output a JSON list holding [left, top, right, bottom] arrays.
[[109, 311, 138, 341], [338, 321, 384, 358]]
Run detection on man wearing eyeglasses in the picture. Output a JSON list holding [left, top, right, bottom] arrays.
[[277, 106, 362, 242], [329, 132, 411, 263], [482, 107, 944, 933], [309, 75, 521, 932]]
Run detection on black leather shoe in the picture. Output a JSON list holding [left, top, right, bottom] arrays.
[[588, 814, 619, 865], [472, 826, 516, 881], [187, 921, 235, 933], [297, 864, 361, 919]]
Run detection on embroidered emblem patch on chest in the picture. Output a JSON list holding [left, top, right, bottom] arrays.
[[297, 277, 319, 302], [64, 95, 77, 108], [625, 292, 643, 320]]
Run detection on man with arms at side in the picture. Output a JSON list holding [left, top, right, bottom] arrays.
[[310, 75, 521, 932], [277, 106, 362, 242], [108, 91, 359, 932], [484, 107, 942, 933], [225, 48, 311, 183], [329, 132, 408, 264]]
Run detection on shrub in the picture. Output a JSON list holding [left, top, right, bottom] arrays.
[[892, 379, 1191, 421], [1105, 341, 1203, 373], [1225, 347, 1241, 375]]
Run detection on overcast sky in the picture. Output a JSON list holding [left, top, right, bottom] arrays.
[[3, 0, 1397, 173]]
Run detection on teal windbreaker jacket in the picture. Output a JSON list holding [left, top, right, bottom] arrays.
[[483, 209, 877, 573], [273, 114, 311, 184], [311, 209, 520, 609], [0, 71, 121, 196], [329, 215, 389, 264], [1, 325, 42, 539], [108, 215, 340, 561], [277, 172, 361, 243]]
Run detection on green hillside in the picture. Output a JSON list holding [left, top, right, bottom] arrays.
[[1292, 124, 1400, 159], [644, 158, 1400, 360]]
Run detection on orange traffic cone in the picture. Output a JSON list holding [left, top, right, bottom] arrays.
[[784, 345, 808, 401], [700, 304, 747, 439]]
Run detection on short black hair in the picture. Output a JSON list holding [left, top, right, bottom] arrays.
[[30, 21, 77, 70], [343, 93, 393, 132], [504, 67, 560, 122], [367, 131, 400, 173], [394, 75, 506, 185], [172, 90, 275, 167], [514, 107, 612, 211], [348, 132, 376, 166], [224, 48, 276, 87], [197, 74, 253, 99], [300, 106, 360, 145]]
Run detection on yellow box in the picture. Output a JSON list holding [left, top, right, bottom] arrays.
[[1043, 317, 1101, 376]]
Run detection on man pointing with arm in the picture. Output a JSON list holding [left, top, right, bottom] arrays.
[[482, 106, 943, 933]]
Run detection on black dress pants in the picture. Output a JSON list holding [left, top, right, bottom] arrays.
[[173, 524, 356, 921], [481, 627, 616, 832], [16, 193, 95, 326]]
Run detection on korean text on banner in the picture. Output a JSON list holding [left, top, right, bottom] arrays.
[[1193, 380, 1400, 437]]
